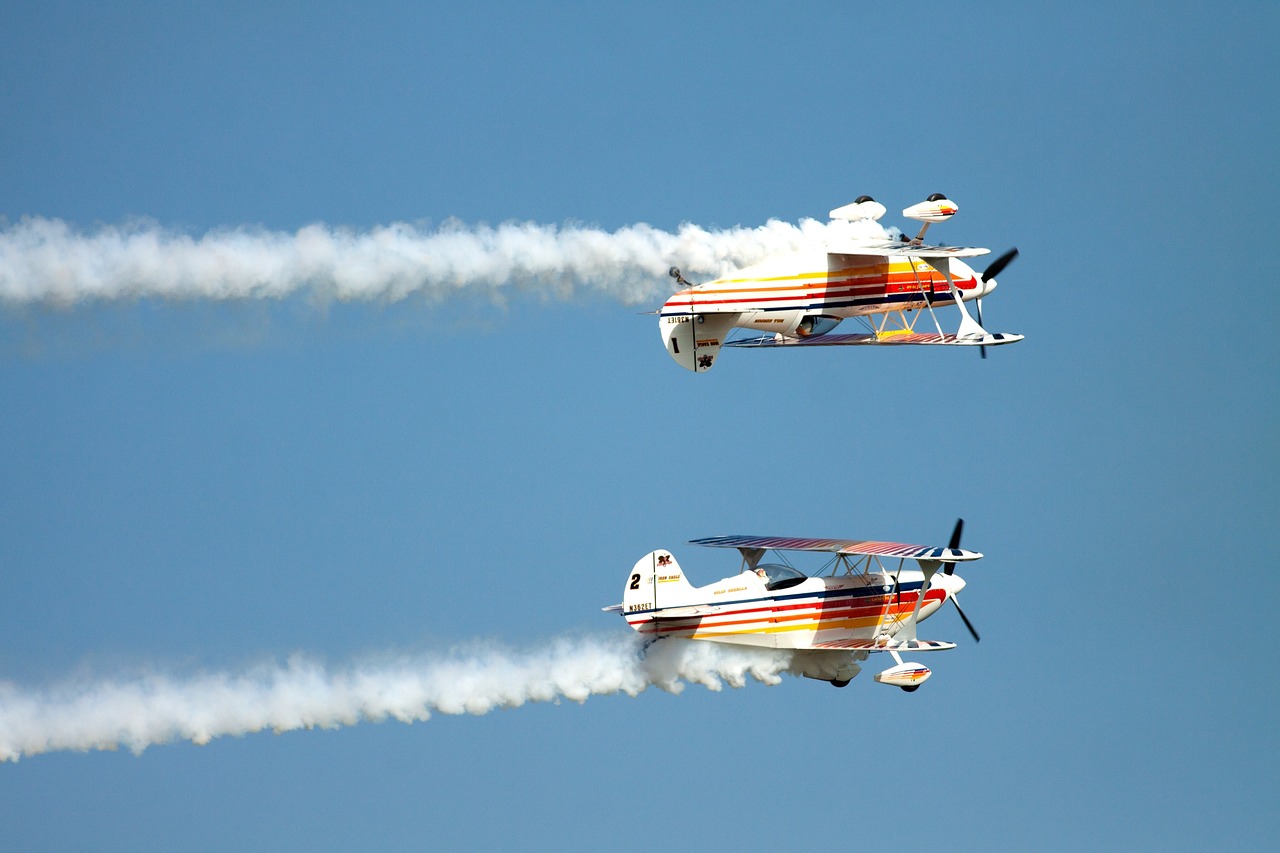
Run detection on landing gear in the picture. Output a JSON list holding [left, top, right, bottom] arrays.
[[830, 678, 851, 688], [900, 685, 919, 693]]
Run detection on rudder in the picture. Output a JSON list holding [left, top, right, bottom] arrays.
[[659, 312, 740, 372], [623, 550, 699, 618]]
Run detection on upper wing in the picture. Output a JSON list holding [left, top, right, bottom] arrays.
[[689, 535, 982, 562], [830, 241, 990, 259]]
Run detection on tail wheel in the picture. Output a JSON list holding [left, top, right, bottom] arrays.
[[830, 679, 851, 688]]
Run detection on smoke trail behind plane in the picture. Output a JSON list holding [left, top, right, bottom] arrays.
[[0, 635, 793, 761], [0, 215, 887, 307]]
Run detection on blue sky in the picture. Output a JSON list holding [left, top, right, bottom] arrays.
[[1, 1, 1277, 850]]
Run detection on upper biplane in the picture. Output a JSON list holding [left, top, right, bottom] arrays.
[[659, 195, 1022, 371], [604, 520, 982, 690]]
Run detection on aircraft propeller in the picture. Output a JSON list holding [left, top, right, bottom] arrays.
[[950, 595, 981, 644], [976, 247, 1019, 359], [940, 518, 981, 643], [981, 246, 1019, 283]]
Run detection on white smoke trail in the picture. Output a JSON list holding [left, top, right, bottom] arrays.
[[0, 634, 795, 761], [0, 215, 888, 307]]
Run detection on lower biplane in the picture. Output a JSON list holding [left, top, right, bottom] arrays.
[[660, 195, 1022, 371], [604, 520, 982, 690]]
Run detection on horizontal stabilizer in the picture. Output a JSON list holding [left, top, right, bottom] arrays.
[[813, 638, 957, 652], [650, 604, 718, 619], [603, 602, 717, 618], [727, 331, 1023, 348]]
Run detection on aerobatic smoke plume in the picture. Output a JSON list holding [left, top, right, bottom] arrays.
[[0, 635, 793, 761], [0, 215, 888, 308]]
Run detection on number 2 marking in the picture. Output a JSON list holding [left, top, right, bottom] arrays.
[[629, 573, 640, 590]]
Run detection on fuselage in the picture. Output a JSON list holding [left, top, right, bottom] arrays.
[[660, 250, 984, 339], [624, 569, 962, 650]]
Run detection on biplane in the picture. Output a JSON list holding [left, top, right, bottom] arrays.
[[659, 195, 1022, 371], [603, 520, 982, 690]]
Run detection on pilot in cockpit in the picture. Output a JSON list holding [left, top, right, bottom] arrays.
[[754, 563, 808, 592]]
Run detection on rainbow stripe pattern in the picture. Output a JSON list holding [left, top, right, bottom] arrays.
[[624, 577, 950, 650], [689, 535, 982, 562]]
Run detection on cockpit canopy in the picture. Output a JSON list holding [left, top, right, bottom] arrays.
[[757, 563, 807, 591]]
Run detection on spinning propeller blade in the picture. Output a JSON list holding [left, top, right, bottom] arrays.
[[951, 593, 981, 643], [976, 299, 988, 359], [982, 247, 1019, 283], [976, 248, 1018, 359], [941, 518, 980, 642], [942, 518, 964, 575]]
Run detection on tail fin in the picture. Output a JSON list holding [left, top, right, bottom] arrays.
[[623, 550, 700, 616], [659, 311, 740, 372]]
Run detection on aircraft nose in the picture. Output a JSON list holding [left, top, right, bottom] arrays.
[[935, 572, 966, 597]]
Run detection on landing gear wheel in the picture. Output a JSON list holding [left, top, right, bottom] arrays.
[[830, 679, 851, 688], [900, 685, 920, 693]]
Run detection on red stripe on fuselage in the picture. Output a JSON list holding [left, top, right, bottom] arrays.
[[662, 276, 977, 311], [625, 588, 947, 634]]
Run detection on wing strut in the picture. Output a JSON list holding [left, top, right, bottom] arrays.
[[923, 256, 988, 341], [895, 559, 942, 643]]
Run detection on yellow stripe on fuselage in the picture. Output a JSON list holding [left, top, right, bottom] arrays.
[[702, 260, 912, 288], [689, 614, 890, 640]]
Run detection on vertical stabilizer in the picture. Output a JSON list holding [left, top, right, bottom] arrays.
[[659, 312, 741, 372], [623, 550, 699, 616]]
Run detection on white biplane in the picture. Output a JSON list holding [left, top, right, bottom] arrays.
[[660, 195, 1022, 371], [604, 520, 982, 690]]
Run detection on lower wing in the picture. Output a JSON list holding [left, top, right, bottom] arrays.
[[727, 331, 1023, 348], [812, 638, 956, 652]]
